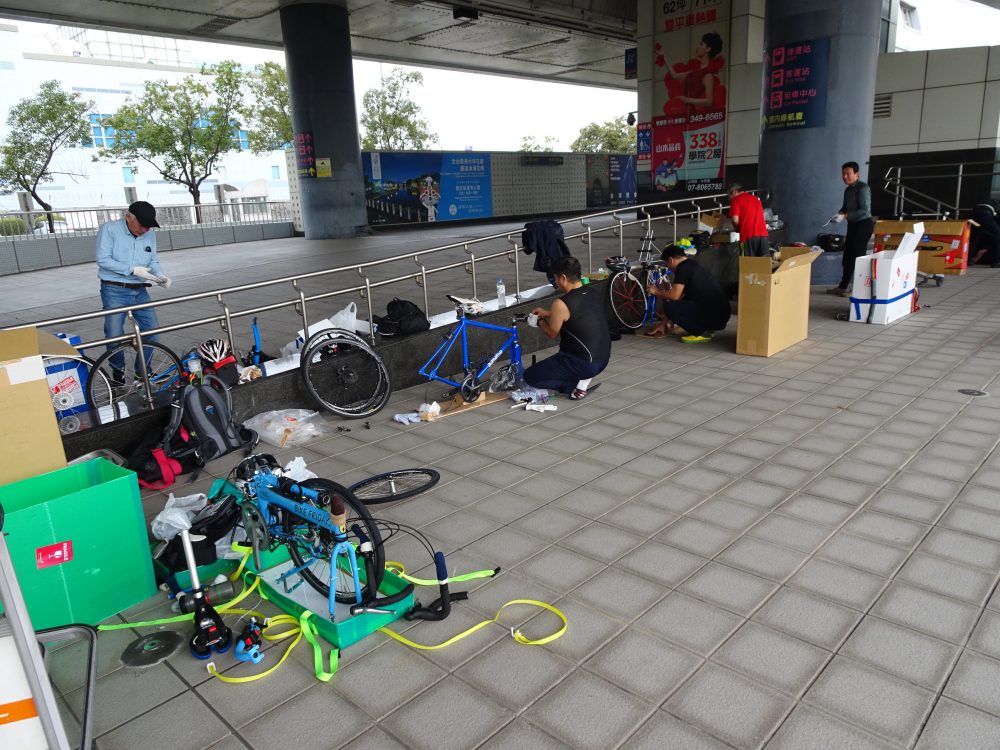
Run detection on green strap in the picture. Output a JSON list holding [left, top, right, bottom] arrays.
[[300, 611, 338, 682]]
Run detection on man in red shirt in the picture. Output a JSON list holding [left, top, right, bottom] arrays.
[[728, 183, 769, 257]]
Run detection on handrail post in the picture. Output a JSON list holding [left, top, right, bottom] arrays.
[[358, 270, 376, 344], [463, 243, 478, 299], [511, 248, 521, 302], [414, 257, 430, 327], [292, 280, 309, 337], [955, 163, 964, 215], [217, 294, 237, 355], [671, 207, 678, 242]]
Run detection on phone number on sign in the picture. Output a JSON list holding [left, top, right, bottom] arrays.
[[689, 111, 725, 124], [688, 181, 723, 192], [662, 0, 723, 13]]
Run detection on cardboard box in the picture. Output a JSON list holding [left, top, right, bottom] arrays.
[[851, 226, 920, 325], [874, 220, 969, 275], [0, 328, 75, 487], [737, 250, 821, 357], [697, 212, 726, 233], [711, 231, 740, 244]]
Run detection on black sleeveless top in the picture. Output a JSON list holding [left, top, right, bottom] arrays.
[[559, 285, 611, 363]]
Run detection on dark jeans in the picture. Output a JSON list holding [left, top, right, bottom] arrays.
[[101, 283, 159, 370], [523, 351, 608, 394], [742, 236, 770, 257], [839, 217, 874, 288]]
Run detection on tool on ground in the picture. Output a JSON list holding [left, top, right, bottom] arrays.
[[234, 618, 264, 664]]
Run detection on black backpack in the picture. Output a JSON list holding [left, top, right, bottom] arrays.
[[375, 297, 430, 337], [180, 376, 258, 461], [126, 420, 203, 491]]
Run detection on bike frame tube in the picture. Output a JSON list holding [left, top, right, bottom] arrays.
[[419, 317, 519, 389]]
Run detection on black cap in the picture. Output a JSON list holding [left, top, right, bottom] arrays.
[[128, 201, 159, 229]]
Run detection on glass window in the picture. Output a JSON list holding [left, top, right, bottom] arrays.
[[88, 113, 116, 147], [122, 166, 135, 184], [271, 165, 281, 180]]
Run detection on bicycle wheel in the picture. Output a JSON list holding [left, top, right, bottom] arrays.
[[609, 271, 647, 329], [300, 331, 391, 418], [349, 468, 441, 504], [87, 341, 182, 418], [284, 478, 384, 603]]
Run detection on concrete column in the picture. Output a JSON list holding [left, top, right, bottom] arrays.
[[758, 0, 881, 245], [280, 1, 368, 239]]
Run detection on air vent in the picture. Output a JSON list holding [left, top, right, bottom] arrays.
[[873, 93, 892, 118], [191, 16, 240, 34]]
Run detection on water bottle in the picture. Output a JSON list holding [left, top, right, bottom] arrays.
[[497, 278, 507, 308]]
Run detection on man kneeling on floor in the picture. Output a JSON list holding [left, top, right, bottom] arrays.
[[644, 243, 731, 343], [524, 255, 610, 400]]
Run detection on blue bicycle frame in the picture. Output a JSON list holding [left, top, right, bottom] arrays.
[[419, 316, 523, 391], [246, 471, 363, 619]]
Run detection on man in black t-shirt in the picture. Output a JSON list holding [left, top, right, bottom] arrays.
[[524, 256, 611, 400], [644, 244, 731, 343]]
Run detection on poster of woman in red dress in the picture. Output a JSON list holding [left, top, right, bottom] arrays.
[[657, 32, 727, 117]]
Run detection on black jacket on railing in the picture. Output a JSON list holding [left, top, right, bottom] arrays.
[[521, 220, 570, 276]]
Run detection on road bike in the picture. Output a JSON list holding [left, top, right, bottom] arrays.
[[608, 229, 673, 329], [86, 340, 184, 419], [419, 295, 527, 402]]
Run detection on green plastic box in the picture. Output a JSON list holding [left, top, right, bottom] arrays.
[[0, 458, 156, 629]]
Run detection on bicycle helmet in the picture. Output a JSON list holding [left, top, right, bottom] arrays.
[[198, 338, 231, 363], [605, 256, 630, 273]]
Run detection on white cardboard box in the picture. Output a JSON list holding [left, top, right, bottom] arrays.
[[850, 224, 921, 325]]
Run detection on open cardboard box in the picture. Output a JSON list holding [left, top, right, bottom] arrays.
[[874, 220, 969, 275], [0, 327, 76, 486], [697, 212, 726, 233], [850, 225, 920, 325], [736, 249, 821, 357]]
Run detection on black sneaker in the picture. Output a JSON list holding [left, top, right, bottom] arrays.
[[111, 368, 126, 386]]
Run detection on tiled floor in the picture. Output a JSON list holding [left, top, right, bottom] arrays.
[[25, 238, 1000, 748]]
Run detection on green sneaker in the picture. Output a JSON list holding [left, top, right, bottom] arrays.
[[681, 334, 713, 344]]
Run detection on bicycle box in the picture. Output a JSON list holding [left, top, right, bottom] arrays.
[[44, 333, 89, 420], [0, 327, 74, 487]]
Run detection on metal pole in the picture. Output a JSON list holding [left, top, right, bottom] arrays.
[[955, 163, 964, 215]]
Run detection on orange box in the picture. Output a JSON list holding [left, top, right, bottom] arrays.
[[874, 220, 969, 275]]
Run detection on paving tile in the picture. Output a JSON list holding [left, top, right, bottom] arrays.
[[555, 485, 628, 518], [766, 704, 899, 750], [748, 513, 832, 553], [717, 537, 808, 582], [804, 656, 935, 746], [896, 552, 995, 605], [96, 691, 231, 750], [679, 562, 778, 616], [479, 719, 571, 749], [749, 463, 816, 490], [788, 558, 887, 611], [654, 517, 739, 558], [633, 483, 706, 513], [841, 616, 959, 690], [525, 669, 652, 750], [421, 508, 502, 547], [558, 521, 644, 564], [968, 610, 1000, 661], [803, 476, 880, 505], [940, 505, 1000, 542], [943, 651, 1000, 718], [698, 451, 762, 476], [713, 621, 829, 696], [597, 499, 677, 537], [615, 537, 707, 585], [636, 592, 742, 656], [585, 629, 702, 704], [781, 494, 856, 527], [536, 596, 628, 664], [688, 497, 766, 531], [915, 698, 1000, 750], [871, 582, 980, 644], [754, 587, 863, 651], [381, 676, 512, 750], [889, 472, 963, 501], [770, 447, 836, 473], [469, 490, 543, 523], [570, 566, 668, 619], [664, 662, 792, 750], [466, 526, 547, 568], [621, 711, 731, 749], [467, 461, 536, 488], [80, 662, 187, 736], [720, 478, 794, 509], [331, 640, 446, 719], [342, 727, 408, 750], [955, 483, 1000, 512], [867, 491, 947, 524], [669, 466, 737, 494], [818, 531, 909, 577], [515, 544, 604, 593]]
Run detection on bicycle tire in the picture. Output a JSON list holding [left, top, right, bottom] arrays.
[[349, 468, 441, 504], [87, 341, 182, 418], [609, 271, 647, 329], [284, 478, 384, 603], [300, 332, 391, 418]]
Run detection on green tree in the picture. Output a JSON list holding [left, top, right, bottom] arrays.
[[520, 135, 558, 152], [360, 69, 439, 151], [99, 61, 244, 219], [570, 117, 636, 153], [239, 61, 292, 154], [0, 81, 93, 233]]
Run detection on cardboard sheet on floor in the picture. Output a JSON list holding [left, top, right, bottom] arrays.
[[850, 225, 921, 325], [736, 250, 821, 357], [437, 391, 509, 418]]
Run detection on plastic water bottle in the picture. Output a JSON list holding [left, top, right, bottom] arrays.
[[497, 278, 507, 308]]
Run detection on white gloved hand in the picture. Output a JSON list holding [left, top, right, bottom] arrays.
[[157, 275, 172, 289], [832, 213, 845, 224], [132, 266, 158, 282], [526, 313, 539, 327]]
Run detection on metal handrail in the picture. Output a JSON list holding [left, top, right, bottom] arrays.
[[7, 191, 755, 362], [883, 160, 999, 218]]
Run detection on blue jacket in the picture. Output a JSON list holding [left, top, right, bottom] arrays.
[[96, 219, 161, 283]]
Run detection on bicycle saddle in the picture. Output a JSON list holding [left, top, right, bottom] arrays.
[[446, 295, 484, 316]]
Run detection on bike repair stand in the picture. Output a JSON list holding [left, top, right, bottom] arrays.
[[179, 529, 233, 659], [0, 526, 73, 749]]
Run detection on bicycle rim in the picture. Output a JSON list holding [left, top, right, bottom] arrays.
[[285, 478, 384, 603], [609, 272, 647, 329], [349, 468, 441, 504], [301, 334, 391, 418], [87, 341, 181, 419]]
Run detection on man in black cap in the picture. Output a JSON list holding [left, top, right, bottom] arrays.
[[96, 201, 171, 383]]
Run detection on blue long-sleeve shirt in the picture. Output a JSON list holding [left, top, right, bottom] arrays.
[[95, 219, 161, 283]]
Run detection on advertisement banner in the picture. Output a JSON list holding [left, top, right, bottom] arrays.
[[586, 154, 610, 208], [636, 122, 652, 162], [651, 0, 730, 194], [362, 152, 493, 224], [762, 37, 830, 131], [609, 155, 637, 206]]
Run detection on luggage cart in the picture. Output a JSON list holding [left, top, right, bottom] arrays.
[[0, 503, 97, 750]]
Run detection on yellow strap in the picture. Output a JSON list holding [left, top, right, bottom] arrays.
[[379, 598, 567, 650], [385, 560, 497, 586]]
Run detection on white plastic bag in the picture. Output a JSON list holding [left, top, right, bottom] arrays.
[[283, 456, 318, 482], [150, 493, 207, 541], [329, 302, 358, 333], [244, 409, 328, 448]]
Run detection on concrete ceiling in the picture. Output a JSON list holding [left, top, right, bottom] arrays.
[[0, 0, 638, 89]]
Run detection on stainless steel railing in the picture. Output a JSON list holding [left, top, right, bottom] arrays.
[[883, 160, 999, 219], [8, 191, 750, 406]]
